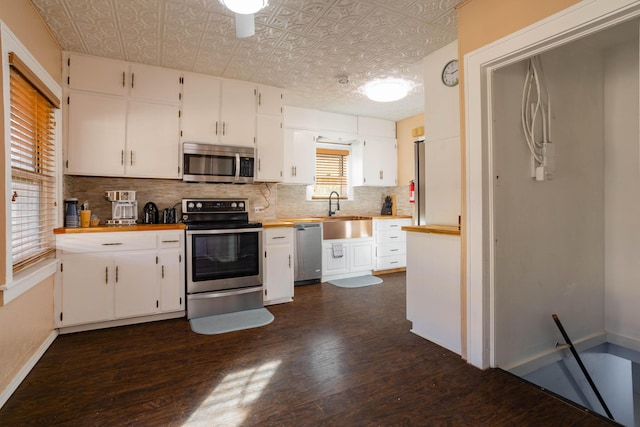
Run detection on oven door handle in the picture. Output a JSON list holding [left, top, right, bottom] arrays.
[[188, 286, 262, 299], [235, 153, 240, 181], [186, 228, 262, 236]]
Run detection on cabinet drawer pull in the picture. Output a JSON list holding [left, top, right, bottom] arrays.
[[390, 261, 399, 264], [389, 225, 399, 228], [390, 249, 399, 252], [272, 236, 286, 239], [102, 242, 123, 246], [389, 236, 398, 239], [161, 240, 180, 243]]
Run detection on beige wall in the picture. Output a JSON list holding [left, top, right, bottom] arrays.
[[396, 113, 424, 187], [0, 0, 61, 401]]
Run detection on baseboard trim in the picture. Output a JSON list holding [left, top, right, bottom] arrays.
[[0, 330, 58, 409], [58, 311, 185, 334]]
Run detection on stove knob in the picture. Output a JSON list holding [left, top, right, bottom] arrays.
[[187, 202, 194, 209], [231, 202, 237, 208], [196, 202, 202, 209], [238, 202, 245, 209]]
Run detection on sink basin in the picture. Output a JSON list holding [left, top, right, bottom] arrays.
[[322, 216, 372, 240]]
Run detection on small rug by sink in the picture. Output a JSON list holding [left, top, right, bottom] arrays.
[[190, 308, 274, 335], [327, 275, 383, 288]]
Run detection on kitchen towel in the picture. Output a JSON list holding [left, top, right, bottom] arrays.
[[332, 243, 344, 258]]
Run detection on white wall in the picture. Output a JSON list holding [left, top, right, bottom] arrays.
[[492, 43, 606, 369], [604, 37, 640, 348], [423, 41, 460, 225]]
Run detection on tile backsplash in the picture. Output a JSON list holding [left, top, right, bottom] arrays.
[[64, 176, 412, 224]]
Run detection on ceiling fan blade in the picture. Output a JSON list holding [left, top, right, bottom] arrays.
[[235, 13, 255, 38]]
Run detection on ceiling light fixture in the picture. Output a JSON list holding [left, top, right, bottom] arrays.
[[220, 0, 268, 15], [363, 78, 411, 102]]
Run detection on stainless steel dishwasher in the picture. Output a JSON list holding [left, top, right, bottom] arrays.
[[294, 222, 322, 285]]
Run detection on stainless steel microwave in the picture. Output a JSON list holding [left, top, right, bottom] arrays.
[[182, 142, 255, 184]]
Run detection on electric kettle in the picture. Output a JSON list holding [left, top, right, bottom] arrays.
[[142, 202, 159, 224]]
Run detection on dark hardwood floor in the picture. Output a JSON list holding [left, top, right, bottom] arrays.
[[1, 272, 615, 426]]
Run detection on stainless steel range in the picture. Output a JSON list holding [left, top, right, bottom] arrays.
[[183, 198, 263, 319]]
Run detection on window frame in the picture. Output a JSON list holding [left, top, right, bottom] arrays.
[[309, 142, 353, 201], [1, 23, 62, 304]]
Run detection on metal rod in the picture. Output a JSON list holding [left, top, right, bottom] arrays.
[[552, 314, 614, 420]]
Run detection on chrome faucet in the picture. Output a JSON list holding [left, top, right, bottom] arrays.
[[328, 191, 340, 216]]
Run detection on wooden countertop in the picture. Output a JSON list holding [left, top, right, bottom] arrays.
[[264, 215, 412, 228], [402, 224, 461, 236], [54, 223, 186, 234]]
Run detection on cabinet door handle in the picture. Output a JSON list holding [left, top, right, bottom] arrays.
[[105, 266, 108, 284], [131, 72, 135, 88], [380, 170, 383, 179], [294, 166, 297, 176], [288, 254, 291, 268], [258, 158, 261, 171], [222, 122, 226, 136], [122, 72, 125, 87], [121, 150, 124, 165], [258, 92, 262, 106], [115, 266, 119, 283], [162, 265, 165, 279], [215, 121, 219, 135]]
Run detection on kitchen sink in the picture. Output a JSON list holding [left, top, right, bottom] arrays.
[[322, 216, 372, 240]]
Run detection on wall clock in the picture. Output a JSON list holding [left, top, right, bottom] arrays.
[[442, 59, 459, 87]]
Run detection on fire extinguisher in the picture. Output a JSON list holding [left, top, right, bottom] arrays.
[[409, 180, 415, 204]]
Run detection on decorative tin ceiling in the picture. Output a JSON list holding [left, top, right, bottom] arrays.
[[31, 0, 461, 121]]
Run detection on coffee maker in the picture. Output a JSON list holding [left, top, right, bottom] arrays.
[[105, 190, 138, 225]]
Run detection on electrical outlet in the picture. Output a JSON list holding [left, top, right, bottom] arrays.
[[254, 207, 265, 212]]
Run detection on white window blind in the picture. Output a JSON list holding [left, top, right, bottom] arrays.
[[9, 53, 59, 273], [313, 148, 348, 199]]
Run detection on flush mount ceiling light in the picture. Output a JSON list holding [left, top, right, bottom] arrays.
[[363, 78, 411, 102], [220, 0, 268, 15]]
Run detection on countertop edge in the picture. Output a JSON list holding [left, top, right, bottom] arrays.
[[402, 224, 461, 236], [54, 224, 186, 234]]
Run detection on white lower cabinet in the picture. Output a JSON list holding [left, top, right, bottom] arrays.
[[57, 230, 185, 329], [374, 218, 411, 271], [263, 227, 294, 305], [322, 237, 374, 281]]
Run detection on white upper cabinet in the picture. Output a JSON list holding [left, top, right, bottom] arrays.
[[255, 115, 284, 182], [181, 73, 221, 144], [129, 63, 182, 104], [255, 85, 284, 182], [64, 52, 182, 178], [126, 101, 181, 178], [67, 92, 127, 176], [352, 136, 398, 187], [67, 54, 127, 96], [257, 85, 283, 116], [220, 80, 257, 147], [181, 74, 256, 147], [283, 129, 316, 185]]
